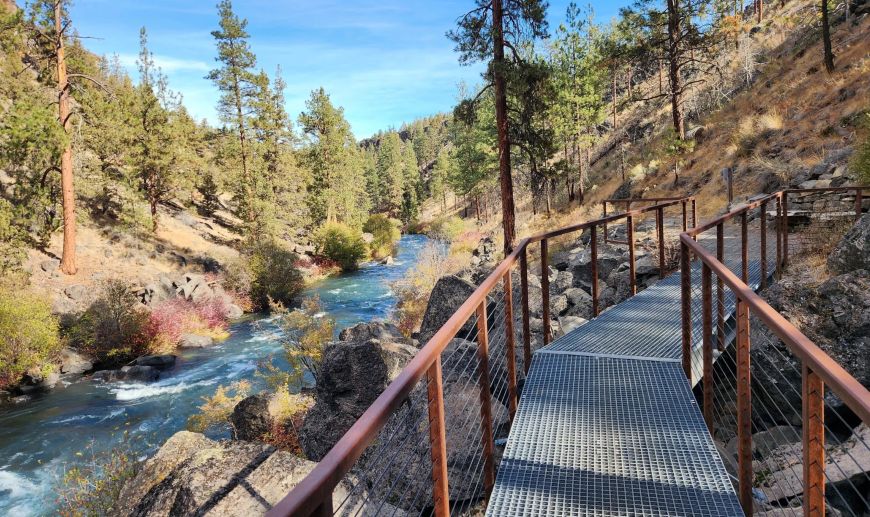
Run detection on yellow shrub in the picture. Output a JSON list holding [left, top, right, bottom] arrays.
[[0, 287, 60, 388]]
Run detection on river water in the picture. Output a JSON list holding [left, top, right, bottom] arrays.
[[0, 234, 430, 516]]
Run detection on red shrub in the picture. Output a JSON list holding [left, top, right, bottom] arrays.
[[147, 296, 230, 348]]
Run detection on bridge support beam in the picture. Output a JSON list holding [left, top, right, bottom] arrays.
[[803, 365, 826, 517]]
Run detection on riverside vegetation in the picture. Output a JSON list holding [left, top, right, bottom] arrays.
[[1, 0, 870, 515]]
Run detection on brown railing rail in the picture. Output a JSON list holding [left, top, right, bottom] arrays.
[[680, 186, 870, 516], [602, 196, 696, 245], [269, 196, 694, 517]]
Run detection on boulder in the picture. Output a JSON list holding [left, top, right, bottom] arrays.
[[550, 294, 569, 316], [338, 321, 407, 345], [51, 296, 77, 316], [827, 213, 869, 274], [59, 348, 93, 374], [133, 355, 176, 370], [418, 275, 479, 344], [299, 337, 417, 460], [231, 393, 273, 441], [118, 431, 356, 516], [92, 365, 160, 383], [40, 258, 59, 272], [552, 270, 574, 293], [557, 315, 587, 336], [225, 303, 244, 319], [64, 284, 88, 301], [120, 365, 160, 382], [759, 425, 870, 510], [180, 333, 215, 348]]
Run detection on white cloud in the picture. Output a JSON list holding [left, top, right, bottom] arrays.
[[116, 53, 209, 73]]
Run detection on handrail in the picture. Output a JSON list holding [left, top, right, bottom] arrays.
[[678, 185, 869, 514], [268, 195, 695, 517], [680, 232, 870, 423]]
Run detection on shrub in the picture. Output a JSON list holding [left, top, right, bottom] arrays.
[[261, 297, 334, 388], [363, 214, 401, 259], [186, 380, 251, 435], [54, 433, 141, 517], [147, 297, 230, 351], [0, 287, 60, 388], [391, 243, 463, 336], [427, 215, 465, 242], [260, 387, 314, 454], [229, 241, 304, 312], [65, 280, 153, 366], [313, 222, 368, 271], [0, 198, 26, 275]]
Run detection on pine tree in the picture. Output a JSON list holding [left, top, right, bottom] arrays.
[[430, 147, 456, 211], [133, 27, 182, 232], [298, 88, 368, 227], [207, 0, 258, 224], [449, 0, 548, 253], [400, 142, 420, 224], [376, 131, 405, 215]]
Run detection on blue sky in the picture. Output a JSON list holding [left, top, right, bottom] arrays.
[[59, 1, 625, 139]]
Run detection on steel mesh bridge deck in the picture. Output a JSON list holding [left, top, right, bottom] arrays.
[[485, 256, 768, 516]]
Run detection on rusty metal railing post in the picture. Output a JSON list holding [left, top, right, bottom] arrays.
[[736, 298, 753, 514], [312, 499, 333, 517], [783, 191, 789, 269], [656, 207, 665, 279], [627, 215, 637, 296], [680, 240, 692, 379], [776, 194, 783, 278], [702, 262, 713, 433], [602, 201, 608, 244], [475, 302, 496, 498], [716, 223, 725, 352], [502, 271, 518, 419], [691, 198, 697, 236], [541, 239, 551, 346], [520, 247, 531, 374], [426, 357, 450, 517], [856, 187, 863, 222], [802, 364, 826, 517], [760, 201, 768, 289], [741, 211, 749, 283], [681, 200, 688, 232], [591, 224, 600, 316]]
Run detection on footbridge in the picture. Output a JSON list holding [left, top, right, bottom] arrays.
[[271, 187, 870, 517]]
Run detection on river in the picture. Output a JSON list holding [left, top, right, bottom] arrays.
[[0, 234, 431, 516]]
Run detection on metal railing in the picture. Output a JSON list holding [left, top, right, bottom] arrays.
[[680, 186, 870, 516], [602, 196, 696, 245], [268, 197, 694, 517]]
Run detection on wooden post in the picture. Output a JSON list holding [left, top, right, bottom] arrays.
[[736, 299, 753, 514], [520, 248, 531, 374], [627, 215, 637, 296], [680, 241, 692, 379], [426, 358, 450, 517], [716, 223, 725, 352], [760, 201, 768, 289], [503, 271, 518, 419], [541, 239, 550, 346], [591, 225, 600, 317], [802, 364, 826, 517], [657, 207, 666, 279], [741, 211, 749, 283], [475, 302, 495, 497], [702, 262, 714, 433]]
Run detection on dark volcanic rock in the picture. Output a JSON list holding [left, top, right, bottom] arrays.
[[828, 213, 870, 274], [418, 275, 478, 344]]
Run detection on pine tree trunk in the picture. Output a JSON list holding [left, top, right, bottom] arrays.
[[757, 0, 763, 22], [56, 2, 76, 275], [667, 0, 686, 139], [612, 73, 618, 130], [658, 58, 664, 95], [492, 0, 516, 256], [232, 76, 254, 225], [821, 0, 835, 73]]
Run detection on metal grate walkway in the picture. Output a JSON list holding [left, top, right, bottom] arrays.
[[486, 256, 769, 516]]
